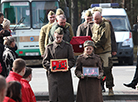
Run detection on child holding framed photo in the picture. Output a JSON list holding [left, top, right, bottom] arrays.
[[42, 27, 75, 102], [75, 40, 103, 102]]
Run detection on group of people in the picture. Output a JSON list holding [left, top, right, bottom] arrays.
[[1, 6, 136, 102], [39, 7, 118, 102], [0, 12, 36, 102], [0, 59, 36, 102]]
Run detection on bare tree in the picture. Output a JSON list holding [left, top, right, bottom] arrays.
[[71, 0, 78, 35]]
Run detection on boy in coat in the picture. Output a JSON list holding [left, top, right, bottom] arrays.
[[21, 67, 36, 102], [42, 27, 75, 102], [6, 58, 29, 102]]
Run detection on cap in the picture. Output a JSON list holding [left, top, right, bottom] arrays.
[[91, 7, 102, 14], [48, 11, 55, 16], [85, 10, 92, 17], [54, 27, 64, 35], [56, 8, 64, 16], [83, 40, 95, 47]]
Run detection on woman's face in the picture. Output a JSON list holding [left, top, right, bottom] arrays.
[[10, 41, 15, 48], [84, 46, 93, 55]]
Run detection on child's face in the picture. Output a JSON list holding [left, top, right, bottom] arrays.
[[84, 46, 93, 55]]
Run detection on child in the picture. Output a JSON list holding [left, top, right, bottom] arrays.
[[75, 40, 103, 102], [0, 75, 6, 102], [6, 58, 29, 102], [21, 67, 36, 102], [3, 36, 18, 76], [3, 81, 22, 102], [42, 27, 75, 102]]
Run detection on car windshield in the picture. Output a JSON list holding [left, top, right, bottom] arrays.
[[32, 1, 59, 29], [103, 16, 129, 31], [2, 2, 30, 29]]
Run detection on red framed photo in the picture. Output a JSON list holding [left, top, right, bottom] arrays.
[[83, 67, 99, 77], [50, 59, 68, 72]]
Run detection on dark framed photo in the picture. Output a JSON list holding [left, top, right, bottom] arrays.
[[50, 59, 68, 72], [83, 67, 99, 77]]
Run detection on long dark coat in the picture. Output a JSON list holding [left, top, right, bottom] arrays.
[[75, 53, 103, 102], [42, 40, 75, 102]]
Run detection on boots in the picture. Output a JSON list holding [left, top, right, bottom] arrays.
[[123, 83, 136, 89], [108, 88, 114, 96], [101, 76, 106, 92]]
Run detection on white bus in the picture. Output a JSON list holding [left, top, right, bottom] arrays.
[[1, 0, 59, 59]]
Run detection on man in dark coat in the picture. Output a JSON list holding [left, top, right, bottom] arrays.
[[42, 27, 75, 102]]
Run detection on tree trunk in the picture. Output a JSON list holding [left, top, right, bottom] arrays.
[[71, 0, 78, 35]]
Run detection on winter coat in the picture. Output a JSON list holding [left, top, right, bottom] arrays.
[[42, 40, 75, 102], [6, 71, 29, 102], [3, 46, 18, 76], [75, 53, 103, 102], [3, 97, 16, 102], [21, 79, 36, 102]]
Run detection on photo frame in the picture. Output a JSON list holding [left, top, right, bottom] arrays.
[[50, 59, 68, 72], [83, 67, 99, 77]]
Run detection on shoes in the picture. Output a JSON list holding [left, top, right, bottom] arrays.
[[108, 88, 114, 96], [102, 85, 106, 92], [123, 83, 136, 89]]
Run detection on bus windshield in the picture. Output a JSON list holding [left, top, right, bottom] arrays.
[[32, 1, 59, 29], [103, 16, 129, 31], [2, 2, 30, 29]]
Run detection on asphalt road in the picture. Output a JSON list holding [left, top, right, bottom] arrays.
[[30, 65, 138, 93]]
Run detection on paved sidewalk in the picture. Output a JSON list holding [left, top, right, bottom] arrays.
[[30, 66, 138, 101]]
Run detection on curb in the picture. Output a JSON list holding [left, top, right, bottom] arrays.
[[35, 91, 138, 101]]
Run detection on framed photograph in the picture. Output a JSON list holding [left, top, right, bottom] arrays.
[[50, 59, 68, 72], [82, 67, 99, 77]]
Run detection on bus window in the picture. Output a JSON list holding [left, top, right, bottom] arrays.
[[32, 1, 59, 29], [2, 2, 30, 29]]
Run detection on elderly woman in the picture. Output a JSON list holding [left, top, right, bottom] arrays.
[[75, 40, 103, 102], [3, 18, 10, 31]]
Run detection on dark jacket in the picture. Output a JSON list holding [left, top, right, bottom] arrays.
[[42, 40, 75, 102], [0, 25, 11, 44], [3, 45, 18, 76], [75, 53, 103, 102], [0, 25, 11, 77]]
